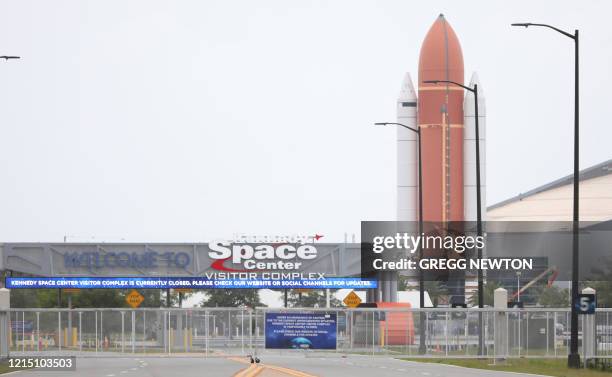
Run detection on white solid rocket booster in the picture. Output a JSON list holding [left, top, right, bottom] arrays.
[[397, 73, 418, 222], [463, 72, 486, 222]]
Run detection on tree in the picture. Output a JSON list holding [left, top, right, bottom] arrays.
[[398, 275, 450, 307], [10, 289, 52, 308], [468, 280, 501, 307], [287, 290, 341, 308], [537, 286, 569, 307], [200, 289, 264, 308], [586, 281, 612, 307], [423, 281, 448, 307], [10, 289, 173, 308], [10, 289, 128, 308]]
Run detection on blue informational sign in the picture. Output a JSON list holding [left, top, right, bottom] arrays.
[[10, 321, 33, 332], [575, 293, 596, 314], [5, 277, 376, 290], [265, 312, 337, 350]]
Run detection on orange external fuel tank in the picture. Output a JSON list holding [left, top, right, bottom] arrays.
[[418, 14, 465, 223]]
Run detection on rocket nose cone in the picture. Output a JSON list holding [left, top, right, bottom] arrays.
[[398, 72, 417, 101], [467, 72, 483, 97], [418, 15, 464, 85]]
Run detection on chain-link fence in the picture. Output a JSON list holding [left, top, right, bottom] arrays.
[[4, 307, 608, 359]]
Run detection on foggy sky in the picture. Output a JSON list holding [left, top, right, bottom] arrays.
[[0, 0, 609, 242]]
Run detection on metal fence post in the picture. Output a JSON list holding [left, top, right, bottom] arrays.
[[100, 311, 103, 353], [58, 311, 61, 352], [78, 311, 82, 353], [36, 312, 40, 352], [205, 310, 209, 357], [371, 311, 374, 356], [131, 311, 135, 354], [22, 311, 25, 353], [121, 311, 125, 354], [384, 311, 388, 354], [445, 310, 449, 356], [143, 311, 146, 354], [526, 311, 529, 355], [464, 311, 468, 356], [607, 311, 610, 358], [554, 312, 558, 357], [582, 315, 585, 365], [350, 311, 354, 353], [248, 309, 253, 354], [546, 312, 550, 356], [518, 310, 521, 357], [485, 311, 490, 356], [95, 311, 98, 353], [425, 311, 429, 354], [167, 311, 171, 355]]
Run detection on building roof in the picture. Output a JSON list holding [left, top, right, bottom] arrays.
[[488, 159, 612, 221]]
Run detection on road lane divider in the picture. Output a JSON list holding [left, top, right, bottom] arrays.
[[232, 363, 263, 377], [228, 357, 317, 377]]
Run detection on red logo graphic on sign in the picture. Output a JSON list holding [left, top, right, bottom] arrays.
[[211, 258, 250, 272]]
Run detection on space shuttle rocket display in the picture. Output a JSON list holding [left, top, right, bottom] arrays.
[[397, 14, 486, 225], [393, 15, 486, 304]]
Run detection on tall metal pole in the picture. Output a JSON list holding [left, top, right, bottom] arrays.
[[474, 84, 484, 356], [569, 28, 580, 369], [417, 128, 426, 355], [510, 23, 580, 368]]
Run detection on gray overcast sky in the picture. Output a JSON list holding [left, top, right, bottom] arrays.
[[0, 0, 609, 242]]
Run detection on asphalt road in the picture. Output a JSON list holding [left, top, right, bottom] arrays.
[[11, 356, 544, 377], [259, 356, 544, 377], [15, 357, 245, 377]]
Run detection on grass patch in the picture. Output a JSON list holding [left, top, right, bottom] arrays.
[[400, 358, 612, 377], [0, 360, 29, 374]]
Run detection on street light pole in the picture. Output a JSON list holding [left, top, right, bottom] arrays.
[[422, 79, 484, 355], [516, 271, 522, 301], [374, 122, 426, 354], [511, 22, 580, 368], [0, 55, 20, 291]]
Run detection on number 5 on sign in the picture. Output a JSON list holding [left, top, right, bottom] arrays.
[[575, 293, 596, 314]]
